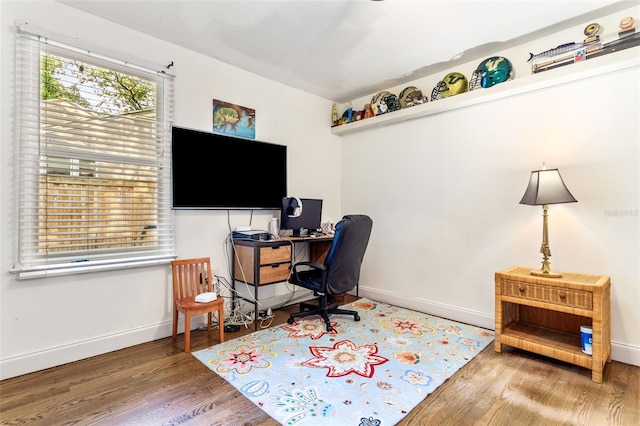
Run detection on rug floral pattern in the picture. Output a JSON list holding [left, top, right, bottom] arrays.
[[193, 299, 494, 425]]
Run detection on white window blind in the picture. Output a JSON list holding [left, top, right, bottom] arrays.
[[13, 28, 175, 279]]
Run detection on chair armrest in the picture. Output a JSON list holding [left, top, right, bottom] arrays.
[[291, 261, 328, 287], [292, 261, 326, 273]]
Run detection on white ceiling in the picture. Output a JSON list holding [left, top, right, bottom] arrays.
[[58, 0, 629, 103]]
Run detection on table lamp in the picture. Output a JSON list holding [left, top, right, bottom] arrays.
[[520, 164, 577, 278]]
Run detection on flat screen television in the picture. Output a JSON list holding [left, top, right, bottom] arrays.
[[171, 126, 287, 209]]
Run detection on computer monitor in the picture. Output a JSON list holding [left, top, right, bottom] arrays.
[[281, 198, 323, 237]]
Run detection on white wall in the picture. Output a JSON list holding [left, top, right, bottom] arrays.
[[0, 1, 340, 380], [1, 1, 638, 381], [342, 6, 640, 366]]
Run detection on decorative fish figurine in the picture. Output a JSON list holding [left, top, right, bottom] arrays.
[[528, 42, 578, 62]]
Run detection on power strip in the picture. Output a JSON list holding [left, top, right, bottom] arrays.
[[255, 308, 274, 320]]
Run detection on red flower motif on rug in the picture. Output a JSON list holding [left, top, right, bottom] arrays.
[[303, 339, 388, 378], [280, 317, 339, 340], [217, 344, 274, 375], [385, 317, 434, 335]]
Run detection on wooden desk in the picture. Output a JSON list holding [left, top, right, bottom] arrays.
[[495, 266, 611, 383], [231, 234, 333, 329]]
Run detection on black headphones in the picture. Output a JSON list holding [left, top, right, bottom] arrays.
[[287, 197, 303, 217]]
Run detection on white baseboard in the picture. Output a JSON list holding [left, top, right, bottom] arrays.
[[0, 320, 179, 381], [356, 287, 495, 329], [0, 295, 311, 381], [358, 286, 640, 367], [610, 341, 640, 367], [3, 288, 637, 380], [1, 294, 313, 381]]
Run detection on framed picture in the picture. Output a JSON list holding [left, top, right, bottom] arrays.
[[212, 99, 255, 139]]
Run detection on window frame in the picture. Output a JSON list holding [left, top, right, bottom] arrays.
[[12, 27, 176, 279]]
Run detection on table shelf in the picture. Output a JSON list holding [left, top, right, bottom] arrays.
[[502, 322, 592, 369]]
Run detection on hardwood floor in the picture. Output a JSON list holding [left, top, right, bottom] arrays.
[[1, 299, 638, 426]]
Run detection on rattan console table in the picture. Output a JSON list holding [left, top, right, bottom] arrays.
[[495, 266, 611, 383]]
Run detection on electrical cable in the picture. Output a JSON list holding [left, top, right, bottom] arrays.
[[214, 222, 323, 330]]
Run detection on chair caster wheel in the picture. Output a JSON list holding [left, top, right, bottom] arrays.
[[354, 315, 360, 321], [287, 318, 294, 325]]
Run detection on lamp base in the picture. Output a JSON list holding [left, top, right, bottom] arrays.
[[530, 269, 563, 278]]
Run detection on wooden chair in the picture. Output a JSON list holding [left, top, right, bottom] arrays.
[[171, 257, 224, 352]]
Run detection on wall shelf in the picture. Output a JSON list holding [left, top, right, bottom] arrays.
[[331, 47, 639, 136]]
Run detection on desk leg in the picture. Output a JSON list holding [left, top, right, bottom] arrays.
[[254, 282, 259, 331]]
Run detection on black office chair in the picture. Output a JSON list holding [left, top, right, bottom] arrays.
[[287, 214, 373, 331]]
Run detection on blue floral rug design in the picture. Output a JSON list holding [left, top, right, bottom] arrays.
[[193, 298, 494, 425]]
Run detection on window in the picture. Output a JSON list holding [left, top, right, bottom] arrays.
[[13, 27, 175, 279], [45, 157, 96, 177]]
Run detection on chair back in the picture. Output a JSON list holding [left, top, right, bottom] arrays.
[[171, 257, 213, 300], [324, 215, 373, 295]]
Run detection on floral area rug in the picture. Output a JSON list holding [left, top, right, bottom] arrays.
[[193, 298, 494, 426]]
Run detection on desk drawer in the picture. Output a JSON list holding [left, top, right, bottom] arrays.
[[259, 245, 291, 265], [502, 280, 593, 310], [259, 263, 291, 284]]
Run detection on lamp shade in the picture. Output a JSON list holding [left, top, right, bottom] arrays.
[[519, 168, 577, 206]]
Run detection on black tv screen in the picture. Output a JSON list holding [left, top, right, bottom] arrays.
[[171, 126, 287, 209]]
